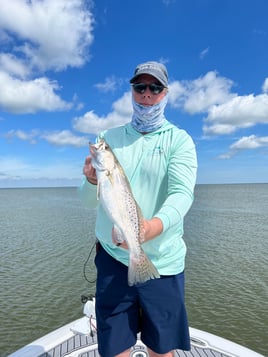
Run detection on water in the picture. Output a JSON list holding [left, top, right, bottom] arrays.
[[0, 185, 267, 356]]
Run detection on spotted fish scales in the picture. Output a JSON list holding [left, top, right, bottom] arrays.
[[91, 139, 160, 286]]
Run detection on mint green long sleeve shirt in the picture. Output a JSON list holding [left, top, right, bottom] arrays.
[[80, 120, 197, 275]]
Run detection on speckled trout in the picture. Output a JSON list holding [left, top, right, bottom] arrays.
[[91, 139, 160, 286]]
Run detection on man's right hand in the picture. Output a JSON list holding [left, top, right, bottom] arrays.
[[83, 156, 98, 185]]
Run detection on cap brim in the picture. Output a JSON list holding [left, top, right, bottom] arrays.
[[130, 72, 167, 87]]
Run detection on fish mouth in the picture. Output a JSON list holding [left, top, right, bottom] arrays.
[[90, 140, 107, 158], [93, 140, 107, 151]]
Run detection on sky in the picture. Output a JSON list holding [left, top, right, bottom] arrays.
[[0, 0, 268, 187]]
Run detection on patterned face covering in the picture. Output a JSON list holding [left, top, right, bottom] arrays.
[[131, 94, 168, 133]]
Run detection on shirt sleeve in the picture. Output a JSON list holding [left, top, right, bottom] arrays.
[[154, 133, 197, 232], [78, 177, 99, 208]]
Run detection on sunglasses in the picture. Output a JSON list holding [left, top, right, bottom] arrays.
[[131, 83, 165, 94]]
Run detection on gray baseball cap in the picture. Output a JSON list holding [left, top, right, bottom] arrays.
[[130, 61, 168, 87]]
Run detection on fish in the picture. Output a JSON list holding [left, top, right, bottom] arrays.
[[91, 139, 160, 286]]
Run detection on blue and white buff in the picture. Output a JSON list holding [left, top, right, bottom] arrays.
[[131, 94, 168, 133]]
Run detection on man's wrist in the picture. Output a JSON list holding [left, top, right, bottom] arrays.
[[86, 176, 97, 185]]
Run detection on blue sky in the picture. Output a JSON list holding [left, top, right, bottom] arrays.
[[0, 0, 268, 187]]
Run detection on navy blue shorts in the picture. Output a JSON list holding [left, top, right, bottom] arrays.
[[94, 244, 190, 357]]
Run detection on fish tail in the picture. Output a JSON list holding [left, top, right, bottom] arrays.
[[128, 249, 160, 286]]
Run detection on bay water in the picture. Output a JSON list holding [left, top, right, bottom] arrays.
[[0, 184, 267, 356]]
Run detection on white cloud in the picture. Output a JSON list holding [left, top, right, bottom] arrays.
[[5, 128, 89, 147], [166, 72, 268, 137], [262, 78, 268, 93], [218, 135, 268, 159], [0, 71, 71, 113], [230, 135, 268, 150], [0, 0, 94, 114], [0, 53, 30, 78], [94, 76, 118, 93], [41, 130, 89, 147], [203, 94, 268, 135], [200, 46, 210, 60], [167, 81, 186, 108], [5, 129, 39, 144], [73, 92, 132, 134], [167, 72, 268, 141], [0, 0, 94, 72], [203, 123, 236, 136], [168, 71, 235, 113]]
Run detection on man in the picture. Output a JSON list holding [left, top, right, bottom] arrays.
[[81, 61, 197, 357]]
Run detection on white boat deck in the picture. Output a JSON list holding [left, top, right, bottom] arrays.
[[9, 301, 264, 357], [29, 331, 241, 357]]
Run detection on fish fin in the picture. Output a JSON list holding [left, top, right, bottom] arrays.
[[113, 225, 125, 244], [105, 168, 116, 186], [128, 249, 160, 286]]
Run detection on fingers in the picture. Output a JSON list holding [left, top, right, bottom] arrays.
[[84, 156, 92, 166], [83, 156, 98, 185], [112, 226, 128, 249], [89, 145, 96, 157]]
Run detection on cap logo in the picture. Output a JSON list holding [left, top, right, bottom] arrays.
[[136, 63, 161, 73]]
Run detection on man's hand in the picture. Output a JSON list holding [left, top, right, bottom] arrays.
[[112, 226, 128, 249], [143, 218, 163, 242], [83, 156, 97, 185], [112, 218, 163, 249]]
